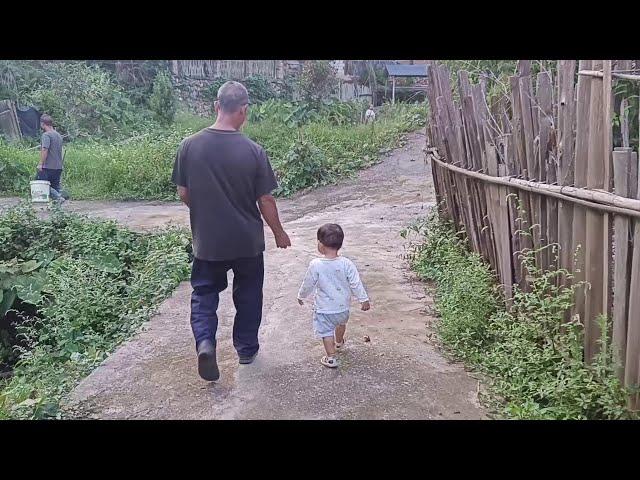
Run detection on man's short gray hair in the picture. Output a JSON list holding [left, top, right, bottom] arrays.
[[216, 81, 250, 113]]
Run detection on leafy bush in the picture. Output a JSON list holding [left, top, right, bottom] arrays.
[[90, 60, 168, 107], [248, 99, 364, 127], [0, 141, 32, 194], [149, 71, 177, 125], [206, 74, 281, 105], [404, 208, 637, 420], [0, 204, 191, 419], [298, 61, 338, 103], [378, 102, 427, 129], [275, 135, 330, 196], [242, 75, 280, 103], [0, 60, 49, 103], [23, 62, 151, 140]]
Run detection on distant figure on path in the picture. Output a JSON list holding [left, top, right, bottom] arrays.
[[364, 104, 376, 124], [172, 81, 291, 382], [37, 114, 65, 202]]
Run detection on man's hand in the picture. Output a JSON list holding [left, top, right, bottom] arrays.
[[37, 164, 44, 172], [361, 301, 371, 311], [274, 230, 291, 249], [258, 194, 291, 249], [177, 186, 190, 208], [298, 298, 304, 306]]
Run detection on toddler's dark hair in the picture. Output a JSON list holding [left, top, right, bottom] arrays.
[[317, 223, 344, 250]]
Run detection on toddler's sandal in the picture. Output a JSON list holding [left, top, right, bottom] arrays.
[[335, 339, 345, 350], [321, 356, 339, 368]]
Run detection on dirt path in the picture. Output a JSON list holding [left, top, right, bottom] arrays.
[[8, 131, 486, 419]]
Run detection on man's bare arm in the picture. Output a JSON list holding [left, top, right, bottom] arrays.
[[258, 194, 291, 248], [39, 148, 47, 170], [177, 186, 190, 207]]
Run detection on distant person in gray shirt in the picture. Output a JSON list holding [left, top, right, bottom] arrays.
[[37, 114, 65, 202]]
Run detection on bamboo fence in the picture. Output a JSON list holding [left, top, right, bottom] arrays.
[[424, 60, 640, 409]]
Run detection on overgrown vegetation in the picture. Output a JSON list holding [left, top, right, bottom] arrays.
[[149, 71, 177, 125], [298, 60, 339, 103], [206, 74, 293, 105], [403, 208, 638, 419], [1, 102, 427, 200], [0, 205, 191, 419], [0, 144, 31, 193], [0, 60, 168, 141], [22, 62, 152, 140], [0, 60, 428, 201], [440, 60, 557, 105]]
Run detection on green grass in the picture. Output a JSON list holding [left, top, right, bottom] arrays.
[[403, 209, 638, 420], [1, 104, 426, 201], [0, 204, 191, 419]]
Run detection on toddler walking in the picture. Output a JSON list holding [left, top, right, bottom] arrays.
[[297, 223, 370, 368]]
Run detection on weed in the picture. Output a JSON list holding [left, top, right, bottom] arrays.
[[0, 204, 191, 419], [404, 208, 638, 419]]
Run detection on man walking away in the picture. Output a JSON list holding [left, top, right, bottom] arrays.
[[172, 81, 291, 382], [37, 114, 65, 203]]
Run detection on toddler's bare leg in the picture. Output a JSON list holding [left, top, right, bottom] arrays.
[[322, 336, 336, 357], [335, 324, 346, 344]]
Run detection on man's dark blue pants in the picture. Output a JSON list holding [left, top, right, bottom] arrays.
[[190, 254, 264, 358]]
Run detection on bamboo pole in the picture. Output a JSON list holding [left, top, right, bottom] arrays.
[[392, 76, 396, 105], [625, 150, 640, 411], [571, 59, 593, 332], [612, 148, 633, 379], [557, 60, 577, 290], [579, 70, 640, 82], [428, 156, 640, 217], [428, 156, 640, 218]]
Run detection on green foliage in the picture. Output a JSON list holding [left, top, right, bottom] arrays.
[[0, 258, 46, 318], [0, 204, 191, 419], [242, 75, 280, 103], [0, 60, 49, 102], [149, 71, 177, 125], [24, 62, 151, 140], [377, 102, 428, 129], [248, 99, 365, 127], [89, 60, 168, 107], [355, 61, 387, 88], [0, 141, 31, 194], [206, 74, 283, 105], [4, 102, 426, 201], [298, 61, 338, 103], [439, 60, 556, 106], [613, 80, 640, 150], [275, 134, 330, 195], [404, 209, 637, 419]]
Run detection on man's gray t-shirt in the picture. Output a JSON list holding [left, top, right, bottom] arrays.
[[171, 128, 279, 262], [41, 130, 64, 170]]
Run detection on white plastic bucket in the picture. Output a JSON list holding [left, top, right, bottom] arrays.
[[30, 180, 50, 203]]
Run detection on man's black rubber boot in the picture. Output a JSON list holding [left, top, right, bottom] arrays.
[[239, 351, 258, 365], [197, 339, 220, 381]]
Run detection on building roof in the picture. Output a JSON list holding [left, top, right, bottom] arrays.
[[385, 64, 428, 77]]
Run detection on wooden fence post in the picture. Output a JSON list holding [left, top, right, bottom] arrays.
[[571, 60, 593, 330], [625, 149, 640, 410], [612, 148, 633, 379]]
